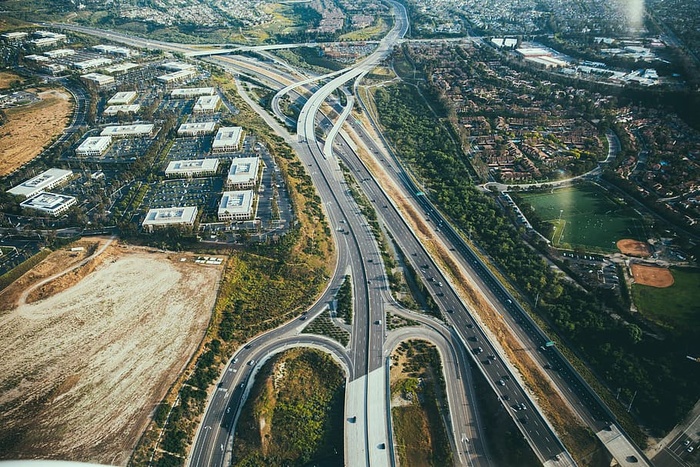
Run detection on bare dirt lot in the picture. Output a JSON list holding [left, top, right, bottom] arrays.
[[0, 88, 72, 176], [0, 239, 223, 464], [617, 239, 651, 257], [631, 263, 674, 288], [0, 71, 21, 90]]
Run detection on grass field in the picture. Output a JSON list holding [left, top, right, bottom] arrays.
[[632, 267, 700, 331], [519, 184, 647, 251]]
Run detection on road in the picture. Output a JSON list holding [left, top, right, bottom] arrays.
[[62, 8, 646, 467]]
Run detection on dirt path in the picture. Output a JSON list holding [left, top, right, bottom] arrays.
[[16, 236, 115, 306], [0, 243, 223, 464]]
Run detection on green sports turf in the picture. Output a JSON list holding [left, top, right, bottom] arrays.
[[632, 267, 700, 332], [519, 184, 647, 251]]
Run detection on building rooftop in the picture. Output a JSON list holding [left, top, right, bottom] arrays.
[[218, 190, 254, 215], [171, 87, 215, 98], [7, 168, 72, 198], [20, 192, 75, 214], [165, 158, 219, 174], [142, 206, 198, 227], [100, 124, 154, 137], [227, 157, 259, 185]]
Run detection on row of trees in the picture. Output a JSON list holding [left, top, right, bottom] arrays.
[[373, 79, 699, 437]]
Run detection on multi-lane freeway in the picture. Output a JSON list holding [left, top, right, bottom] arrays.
[[60, 7, 653, 467]]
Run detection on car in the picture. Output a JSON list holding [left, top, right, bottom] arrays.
[[446, 309, 454, 313], [519, 403, 526, 410], [483, 359, 491, 365], [498, 379, 505, 386], [233, 358, 239, 364], [239, 383, 245, 388], [300, 316, 307, 321], [469, 336, 478, 342], [474, 347, 483, 354], [375, 320, 382, 325], [437, 282, 443, 287], [688, 446, 694, 453], [248, 360, 255, 366], [502, 394, 510, 401], [466, 323, 474, 328]]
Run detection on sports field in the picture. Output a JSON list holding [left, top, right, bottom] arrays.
[[632, 267, 700, 332], [518, 184, 647, 251]]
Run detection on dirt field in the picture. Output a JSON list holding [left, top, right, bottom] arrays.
[[617, 239, 651, 257], [0, 239, 223, 464], [0, 71, 21, 90], [0, 88, 72, 176], [631, 263, 674, 288]]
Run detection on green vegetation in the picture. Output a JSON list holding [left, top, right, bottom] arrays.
[[131, 72, 334, 466], [391, 340, 451, 466], [516, 184, 648, 251], [373, 73, 700, 439], [386, 313, 419, 331], [0, 248, 51, 292], [339, 18, 388, 41], [632, 268, 700, 331], [335, 275, 353, 324], [303, 310, 350, 347], [232, 348, 345, 466]]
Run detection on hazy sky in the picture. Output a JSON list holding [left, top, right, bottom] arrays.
[[620, 0, 645, 32]]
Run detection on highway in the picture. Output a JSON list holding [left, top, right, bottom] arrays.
[[62, 7, 647, 467]]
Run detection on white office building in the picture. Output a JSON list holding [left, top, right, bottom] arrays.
[[76, 136, 112, 157], [101, 124, 154, 138], [157, 69, 196, 84], [107, 91, 137, 105], [218, 190, 254, 221], [212, 126, 243, 153], [177, 121, 217, 136], [7, 168, 73, 198], [81, 72, 115, 87], [142, 206, 198, 232], [20, 192, 76, 216], [171, 87, 216, 98], [103, 104, 141, 116], [193, 95, 220, 113], [165, 159, 219, 178], [226, 157, 259, 189]]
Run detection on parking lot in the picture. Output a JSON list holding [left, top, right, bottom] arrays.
[[143, 177, 224, 219], [166, 136, 215, 162]]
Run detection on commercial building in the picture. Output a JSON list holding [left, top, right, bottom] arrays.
[[24, 54, 50, 64], [80, 72, 115, 87], [73, 57, 113, 70], [212, 126, 243, 153], [157, 69, 196, 84], [160, 61, 195, 72], [76, 136, 112, 157], [93, 44, 136, 57], [107, 91, 137, 105], [7, 168, 73, 198], [2, 32, 28, 41], [177, 121, 217, 136], [100, 124, 155, 138], [165, 159, 220, 178], [171, 87, 216, 98], [103, 104, 141, 116], [193, 95, 220, 113], [226, 157, 259, 189], [218, 190, 254, 221], [30, 32, 66, 47], [44, 48, 75, 58], [20, 192, 76, 216], [103, 62, 140, 75], [142, 206, 198, 232]]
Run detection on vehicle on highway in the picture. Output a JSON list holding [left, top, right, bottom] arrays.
[[248, 359, 255, 366]]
